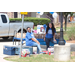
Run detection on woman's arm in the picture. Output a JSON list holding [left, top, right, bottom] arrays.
[[53, 33, 56, 41], [44, 33, 46, 41]]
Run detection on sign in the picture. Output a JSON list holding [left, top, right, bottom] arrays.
[[20, 12, 28, 15], [37, 25, 45, 34]]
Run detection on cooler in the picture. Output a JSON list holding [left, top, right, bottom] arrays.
[[3, 46, 15, 55], [15, 46, 33, 55]]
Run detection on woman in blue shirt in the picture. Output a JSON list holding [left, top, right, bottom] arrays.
[[44, 22, 57, 50]]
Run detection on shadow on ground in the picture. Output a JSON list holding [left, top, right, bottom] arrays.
[[0, 38, 12, 42]]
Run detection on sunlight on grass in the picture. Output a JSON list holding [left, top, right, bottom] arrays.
[[4, 54, 55, 62], [4, 52, 75, 62]]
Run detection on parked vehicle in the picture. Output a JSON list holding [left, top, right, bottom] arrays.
[[0, 13, 34, 39]]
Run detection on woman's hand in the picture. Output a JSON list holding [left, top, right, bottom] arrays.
[[54, 39, 56, 42], [44, 38, 45, 41]]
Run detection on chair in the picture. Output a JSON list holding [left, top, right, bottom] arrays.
[[13, 30, 26, 45]]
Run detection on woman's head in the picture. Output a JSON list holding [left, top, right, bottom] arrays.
[[46, 22, 55, 35], [48, 22, 55, 28], [49, 22, 52, 28]]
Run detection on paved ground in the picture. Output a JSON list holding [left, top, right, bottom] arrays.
[[0, 38, 75, 62]]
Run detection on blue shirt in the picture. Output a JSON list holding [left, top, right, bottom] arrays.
[[45, 28, 56, 38], [26, 32, 35, 46]]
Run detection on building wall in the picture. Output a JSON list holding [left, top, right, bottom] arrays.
[[0, 12, 38, 18], [17, 12, 36, 18], [31, 12, 36, 17], [0, 12, 14, 18]]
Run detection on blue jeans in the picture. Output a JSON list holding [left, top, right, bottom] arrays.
[[32, 43, 42, 54], [45, 37, 57, 50]]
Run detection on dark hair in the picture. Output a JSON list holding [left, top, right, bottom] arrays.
[[26, 27, 30, 30], [46, 22, 55, 36]]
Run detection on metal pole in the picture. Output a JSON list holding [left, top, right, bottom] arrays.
[[20, 14, 24, 58], [58, 12, 65, 45]]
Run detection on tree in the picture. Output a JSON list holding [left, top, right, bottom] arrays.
[[63, 12, 73, 31], [44, 12, 74, 31], [44, 12, 54, 22]]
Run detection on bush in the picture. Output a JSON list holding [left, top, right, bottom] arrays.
[[9, 17, 50, 26]]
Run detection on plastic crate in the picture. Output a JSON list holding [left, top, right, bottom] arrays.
[[3, 46, 15, 55]]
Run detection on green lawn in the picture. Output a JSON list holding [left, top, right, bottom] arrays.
[[4, 53, 75, 62], [4, 54, 54, 62]]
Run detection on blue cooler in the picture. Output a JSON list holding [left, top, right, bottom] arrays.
[[3, 46, 15, 55], [15, 46, 33, 55], [15, 48, 20, 55]]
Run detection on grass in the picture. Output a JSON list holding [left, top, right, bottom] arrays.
[[64, 26, 75, 40], [4, 54, 54, 62], [56, 23, 75, 41], [64, 34, 69, 41], [4, 53, 75, 62]]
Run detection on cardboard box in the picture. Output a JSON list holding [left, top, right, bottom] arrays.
[[15, 33, 26, 38], [34, 34, 45, 39]]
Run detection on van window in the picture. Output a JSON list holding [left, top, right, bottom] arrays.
[[1, 15, 7, 23]]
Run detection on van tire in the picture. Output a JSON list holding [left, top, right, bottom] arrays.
[[18, 29, 27, 33], [2, 37, 9, 40]]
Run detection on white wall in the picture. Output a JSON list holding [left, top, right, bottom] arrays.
[[17, 12, 21, 18]]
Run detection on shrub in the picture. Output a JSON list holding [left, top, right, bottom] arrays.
[[9, 17, 50, 26]]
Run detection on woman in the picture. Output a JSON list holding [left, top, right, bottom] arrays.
[[44, 22, 57, 50]]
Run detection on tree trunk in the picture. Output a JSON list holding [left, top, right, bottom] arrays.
[[65, 15, 67, 31]]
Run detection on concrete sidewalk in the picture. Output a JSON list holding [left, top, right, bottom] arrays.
[[0, 57, 11, 62], [0, 42, 13, 62]]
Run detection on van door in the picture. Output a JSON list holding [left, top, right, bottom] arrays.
[[0, 14, 9, 37]]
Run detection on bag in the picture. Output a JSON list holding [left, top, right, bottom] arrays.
[[43, 51, 49, 54], [48, 48, 54, 52], [48, 48, 54, 55], [21, 49, 30, 57]]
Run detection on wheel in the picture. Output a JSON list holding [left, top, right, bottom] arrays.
[[2, 37, 9, 40], [18, 29, 27, 33]]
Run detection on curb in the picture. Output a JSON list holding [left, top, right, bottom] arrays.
[[0, 57, 11, 62], [0, 55, 13, 62]]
